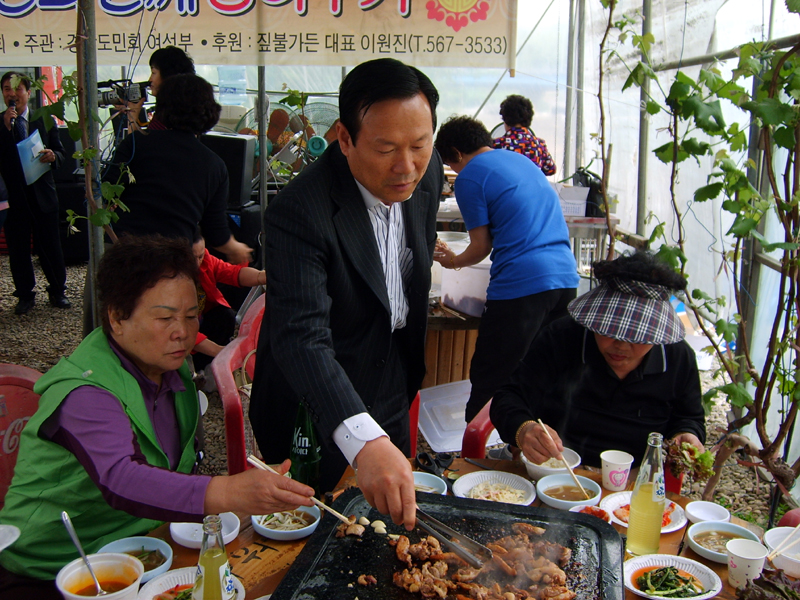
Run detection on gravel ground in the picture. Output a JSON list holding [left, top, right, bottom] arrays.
[[0, 257, 777, 528]]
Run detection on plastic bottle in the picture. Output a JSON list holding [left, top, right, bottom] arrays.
[[193, 515, 236, 600], [217, 66, 248, 107], [626, 432, 666, 556], [289, 402, 322, 497]]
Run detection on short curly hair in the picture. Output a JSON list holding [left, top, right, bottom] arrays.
[[593, 251, 687, 291], [434, 115, 493, 165], [499, 94, 534, 128], [149, 46, 195, 80], [156, 74, 221, 134], [97, 235, 199, 335]]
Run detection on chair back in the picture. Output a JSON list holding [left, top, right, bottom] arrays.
[[209, 295, 264, 474], [0, 364, 42, 508], [461, 399, 494, 459]]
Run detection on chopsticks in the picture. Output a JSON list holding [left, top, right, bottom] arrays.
[[537, 419, 591, 500], [247, 455, 352, 525], [767, 521, 800, 562], [416, 507, 492, 568]]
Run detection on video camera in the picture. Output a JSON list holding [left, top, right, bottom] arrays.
[[97, 79, 149, 107]]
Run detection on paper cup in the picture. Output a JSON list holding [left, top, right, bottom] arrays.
[[727, 538, 768, 589], [600, 450, 634, 491]]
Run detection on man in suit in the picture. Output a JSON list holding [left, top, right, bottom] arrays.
[[250, 58, 443, 530], [0, 71, 69, 315]]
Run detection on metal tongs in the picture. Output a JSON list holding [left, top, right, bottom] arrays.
[[415, 507, 493, 568]]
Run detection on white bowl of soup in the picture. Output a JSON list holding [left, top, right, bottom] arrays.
[[687, 521, 760, 563], [56, 552, 143, 600], [251, 505, 321, 541], [521, 448, 582, 481], [98, 536, 172, 584], [536, 473, 601, 510], [765, 526, 800, 577]]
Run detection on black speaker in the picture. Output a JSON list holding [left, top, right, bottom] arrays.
[[200, 132, 256, 209], [56, 182, 89, 264]]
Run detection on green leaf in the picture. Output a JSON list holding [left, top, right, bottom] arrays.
[[742, 98, 795, 125], [666, 79, 690, 112], [786, 0, 800, 14], [681, 96, 726, 133], [715, 319, 739, 344], [645, 100, 661, 115], [694, 182, 724, 202], [648, 222, 665, 244], [653, 142, 689, 164], [691, 288, 713, 302], [752, 230, 800, 253], [682, 137, 712, 157], [655, 245, 686, 270], [101, 181, 124, 202], [774, 126, 796, 150], [714, 382, 752, 409], [721, 199, 744, 214], [67, 121, 83, 142], [727, 216, 758, 237]]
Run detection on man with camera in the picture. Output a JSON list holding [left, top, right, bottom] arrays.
[[0, 71, 69, 315]]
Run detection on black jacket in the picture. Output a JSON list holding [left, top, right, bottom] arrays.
[[249, 141, 442, 464], [490, 317, 705, 466]]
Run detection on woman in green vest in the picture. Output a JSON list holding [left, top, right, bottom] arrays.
[[0, 235, 315, 599]]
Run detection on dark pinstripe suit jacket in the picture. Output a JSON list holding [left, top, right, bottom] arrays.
[[249, 141, 443, 464]]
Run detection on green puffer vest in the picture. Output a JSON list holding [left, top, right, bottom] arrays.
[[0, 328, 199, 579]]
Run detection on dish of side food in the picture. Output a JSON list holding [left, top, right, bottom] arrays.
[[451, 471, 536, 505], [600, 491, 687, 533], [137, 566, 245, 600], [624, 554, 721, 599]]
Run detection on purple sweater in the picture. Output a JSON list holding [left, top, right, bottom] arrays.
[[40, 342, 211, 522]]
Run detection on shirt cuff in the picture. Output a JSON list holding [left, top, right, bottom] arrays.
[[332, 413, 388, 467]]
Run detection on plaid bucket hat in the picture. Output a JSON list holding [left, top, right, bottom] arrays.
[[567, 277, 685, 344]]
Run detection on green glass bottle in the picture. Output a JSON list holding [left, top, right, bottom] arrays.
[[289, 402, 322, 496]]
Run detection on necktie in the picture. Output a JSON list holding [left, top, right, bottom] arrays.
[[15, 115, 26, 141]]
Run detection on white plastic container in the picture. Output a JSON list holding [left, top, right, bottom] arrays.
[[441, 262, 490, 317], [417, 380, 503, 453]]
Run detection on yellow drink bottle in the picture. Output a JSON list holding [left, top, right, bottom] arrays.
[[193, 515, 236, 600], [626, 432, 666, 556]]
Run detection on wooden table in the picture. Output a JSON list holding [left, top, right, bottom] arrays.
[[154, 458, 758, 599]]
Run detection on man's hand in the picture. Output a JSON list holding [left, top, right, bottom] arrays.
[[355, 437, 416, 530], [518, 421, 564, 465]]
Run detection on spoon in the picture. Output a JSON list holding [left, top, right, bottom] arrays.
[[61, 511, 107, 596]]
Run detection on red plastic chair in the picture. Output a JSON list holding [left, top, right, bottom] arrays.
[[209, 295, 265, 475], [461, 399, 494, 459], [0, 364, 43, 508]]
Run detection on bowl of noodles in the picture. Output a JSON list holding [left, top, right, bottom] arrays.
[[452, 471, 536, 505], [520, 448, 581, 481], [251, 505, 321, 541]]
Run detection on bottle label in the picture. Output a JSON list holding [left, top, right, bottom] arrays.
[[652, 472, 665, 502], [220, 561, 236, 600], [193, 559, 235, 600], [292, 426, 310, 456]]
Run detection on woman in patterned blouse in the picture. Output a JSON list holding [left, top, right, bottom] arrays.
[[493, 94, 556, 176]]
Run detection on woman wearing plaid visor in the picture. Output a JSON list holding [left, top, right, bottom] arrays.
[[490, 251, 705, 468]]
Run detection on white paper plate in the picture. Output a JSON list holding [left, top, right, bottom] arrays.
[[137, 566, 245, 600], [0, 525, 20, 552], [599, 491, 686, 533], [624, 554, 722, 600], [452, 471, 536, 505]]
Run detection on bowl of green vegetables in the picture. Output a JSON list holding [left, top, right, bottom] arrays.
[[623, 554, 722, 599]]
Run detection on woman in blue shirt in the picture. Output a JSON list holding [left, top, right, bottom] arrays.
[[434, 116, 578, 423]]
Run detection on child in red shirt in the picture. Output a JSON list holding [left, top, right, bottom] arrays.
[[192, 230, 265, 370]]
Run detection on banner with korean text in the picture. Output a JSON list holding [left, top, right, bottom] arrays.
[[0, 0, 517, 69]]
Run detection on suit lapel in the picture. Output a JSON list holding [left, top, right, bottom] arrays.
[[329, 146, 391, 315]]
